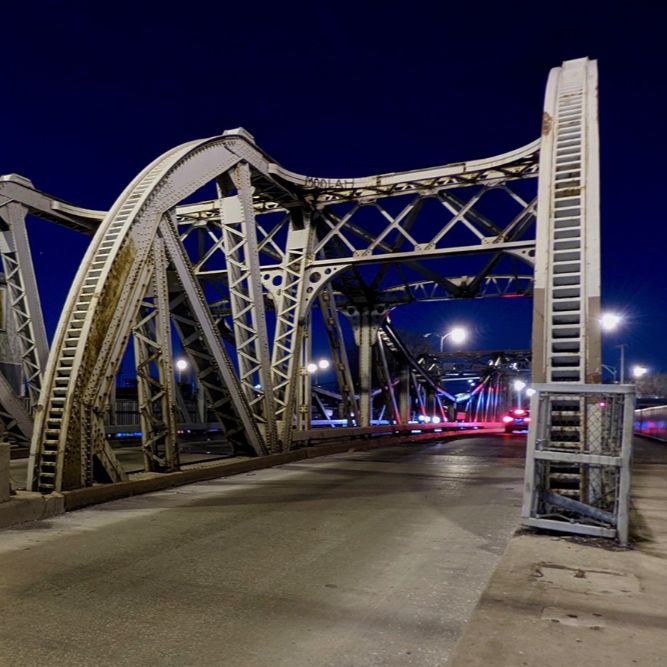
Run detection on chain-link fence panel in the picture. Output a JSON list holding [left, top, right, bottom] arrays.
[[522, 383, 634, 544]]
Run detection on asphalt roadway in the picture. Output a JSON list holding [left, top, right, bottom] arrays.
[[0, 435, 526, 667]]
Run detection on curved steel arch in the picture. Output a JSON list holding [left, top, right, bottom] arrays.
[[28, 138, 270, 491]]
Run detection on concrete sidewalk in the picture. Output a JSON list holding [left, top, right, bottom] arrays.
[[449, 448, 667, 666]]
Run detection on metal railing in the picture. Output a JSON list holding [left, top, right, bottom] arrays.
[[522, 383, 634, 545]]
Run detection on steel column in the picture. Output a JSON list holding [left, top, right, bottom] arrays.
[[132, 238, 179, 472], [0, 202, 49, 409], [219, 163, 277, 447]]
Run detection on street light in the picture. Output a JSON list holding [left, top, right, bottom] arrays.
[[175, 358, 188, 383], [601, 312, 622, 332], [632, 365, 648, 379], [425, 327, 468, 353], [307, 358, 330, 384], [600, 312, 626, 383]]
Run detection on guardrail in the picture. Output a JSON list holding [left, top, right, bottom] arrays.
[[634, 404, 667, 442]]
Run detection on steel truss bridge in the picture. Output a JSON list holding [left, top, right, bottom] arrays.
[[0, 58, 601, 496]]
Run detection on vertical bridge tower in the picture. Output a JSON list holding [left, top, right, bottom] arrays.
[[532, 58, 601, 384]]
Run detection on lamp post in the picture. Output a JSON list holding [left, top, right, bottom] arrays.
[[601, 311, 625, 384], [424, 327, 468, 353], [602, 364, 618, 383], [614, 344, 627, 384], [513, 379, 526, 408]]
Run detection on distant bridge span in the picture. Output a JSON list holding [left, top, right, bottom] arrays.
[[0, 58, 601, 493]]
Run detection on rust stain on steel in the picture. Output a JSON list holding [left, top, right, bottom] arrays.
[[61, 239, 138, 489], [542, 112, 552, 136], [85, 240, 137, 364]]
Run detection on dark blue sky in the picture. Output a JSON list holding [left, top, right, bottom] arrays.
[[2, 1, 666, 375]]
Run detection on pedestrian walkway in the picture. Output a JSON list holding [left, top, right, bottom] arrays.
[[449, 437, 667, 666]]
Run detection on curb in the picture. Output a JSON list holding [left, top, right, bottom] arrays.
[[0, 491, 65, 529]]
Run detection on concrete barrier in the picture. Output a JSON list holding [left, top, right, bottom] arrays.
[[0, 491, 65, 529]]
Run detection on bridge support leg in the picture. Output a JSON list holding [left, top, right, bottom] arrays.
[[357, 314, 374, 428], [319, 286, 358, 426], [219, 164, 277, 448], [296, 315, 312, 432], [132, 238, 179, 473], [399, 365, 411, 424], [352, 309, 384, 428]]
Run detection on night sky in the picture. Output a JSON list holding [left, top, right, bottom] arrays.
[[2, 1, 666, 377]]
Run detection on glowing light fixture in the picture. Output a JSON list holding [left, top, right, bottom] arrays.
[[449, 327, 467, 344], [601, 312, 622, 332]]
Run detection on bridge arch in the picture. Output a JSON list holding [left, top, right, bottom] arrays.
[[28, 138, 269, 491]]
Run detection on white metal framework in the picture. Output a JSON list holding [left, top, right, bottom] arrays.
[[0, 58, 602, 493], [525, 59, 609, 536], [531, 58, 601, 384], [522, 383, 634, 545]]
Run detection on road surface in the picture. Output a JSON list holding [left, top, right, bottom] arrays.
[[0, 435, 526, 667]]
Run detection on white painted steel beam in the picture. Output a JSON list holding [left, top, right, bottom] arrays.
[[531, 57, 601, 384]]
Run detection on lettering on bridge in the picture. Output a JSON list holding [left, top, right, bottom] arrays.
[[304, 177, 355, 190]]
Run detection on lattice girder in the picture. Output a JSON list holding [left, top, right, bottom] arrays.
[[133, 238, 179, 472], [28, 138, 262, 491], [0, 202, 49, 416]]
